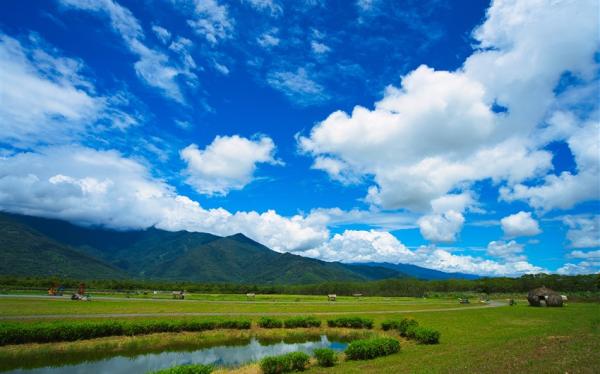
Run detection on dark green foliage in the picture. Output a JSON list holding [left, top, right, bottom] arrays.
[[150, 364, 213, 374], [283, 316, 321, 328], [381, 319, 401, 331], [326, 317, 373, 329], [258, 317, 283, 328], [397, 318, 419, 337], [344, 337, 400, 360], [0, 319, 251, 346], [413, 327, 441, 344], [313, 348, 337, 367], [260, 352, 310, 373]]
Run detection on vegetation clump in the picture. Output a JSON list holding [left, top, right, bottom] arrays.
[[412, 327, 441, 344], [260, 351, 310, 373], [0, 319, 251, 346], [313, 348, 338, 367], [344, 337, 400, 360], [149, 364, 213, 374], [283, 316, 321, 328], [327, 317, 373, 329], [381, 319, 401, 331], [258, 317, 283, 328], [397, 318, 419, 337]]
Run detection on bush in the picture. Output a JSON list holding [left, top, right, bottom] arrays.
[[344, 337, 400, 360], [150, 364, 213, 374], [260, 351, 310, 373], [258, 317, 283, 329], [397, 318, 419, 337], [326, 317, 373, 329], [283, 316, 321, 328], [313, 348, 337, 367], [413, 327, 441, 344], [381, 319, 401, 331], [0, 318, 252, 346]]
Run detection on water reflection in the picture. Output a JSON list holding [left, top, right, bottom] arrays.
[[7, 336, 347, 374]]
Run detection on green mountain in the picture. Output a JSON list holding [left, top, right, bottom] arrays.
[[0, 212, 406, 284]]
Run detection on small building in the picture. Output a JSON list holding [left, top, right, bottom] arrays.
[[172, 290, 185, 300], [352, 293, 363, 298], [246, 293, 256, 299], [327, 294, 337, 301], [527, 287, 563, 307]]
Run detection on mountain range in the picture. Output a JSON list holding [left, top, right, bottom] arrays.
[[0, 212, 478, 283]]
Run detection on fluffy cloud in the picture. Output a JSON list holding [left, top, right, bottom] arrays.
[[0, 145, 325, 252], [556, 261, 600, 275], [61, 0, 195, 103], [298, 0, 598, 214], [563, 215, 600, 248], [180, 135, 280, 195], [299, 230, 415, 263], [243, 0, 283, 17], [487, 240, 525, 261], [418, 210, 465, 243], [500, 211, 541, 238], [569, 250, 600, 260]]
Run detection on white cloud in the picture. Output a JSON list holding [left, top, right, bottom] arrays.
[[487, 240, 525, 261], [556, 261, 600, 275], [311, 41, 330, 54], [569, 250, 600, 259], [180, 135, 280, 195], [563, 215, 600, 248], [418, 210, 465, 243], [298, 0, 598, 213], [61, 0, 194, 103], [257, 30, 280, 48], [500, 211, 541, 238], [0, 33, 103, 147], [152, 25, 171, 44], [243, 0, 283, 17], [180, 0, 234, 44], [0, 145, 326, 252], [267, 68, 330, 106]]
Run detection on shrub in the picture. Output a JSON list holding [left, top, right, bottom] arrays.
[[0, 318, 252, 346], [326, 317, 373, 329], [344, 337, 400, 360], [397, 318, 419, 337], [260, 351, 310, 373], [413, 327, 441, 344], [150, 364, 213, 374], [283, 316, 321, 328], [313, 348, 337, 367], [380, 319, 401, 331], [258, 317, 283, 329]]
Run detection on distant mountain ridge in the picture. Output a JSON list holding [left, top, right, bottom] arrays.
[[357, 262, 479, 280], [0, 212, 480, 283]]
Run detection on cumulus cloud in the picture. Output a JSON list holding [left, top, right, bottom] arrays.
[[152, 25, 171, 44], [500, 211, 541, 238], [418, 210, 465, 243], [180, 135, 280, 195], [0, 145, 325, 252], [563, 215, 600, 248], [556, 261, 600, 275], [298, 0, 599, 214], [60, 0, 195, 103], [256, 29, 280, 48]]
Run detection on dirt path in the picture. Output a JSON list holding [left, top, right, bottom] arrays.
[[0, 301, 506, 320]]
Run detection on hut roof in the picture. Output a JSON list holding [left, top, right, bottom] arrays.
[[528, 286, 559, 297]]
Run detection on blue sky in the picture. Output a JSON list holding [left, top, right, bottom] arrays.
[[0, 0, 598, 276]]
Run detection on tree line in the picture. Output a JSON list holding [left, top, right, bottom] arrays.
[[1, 273, 598, 297]]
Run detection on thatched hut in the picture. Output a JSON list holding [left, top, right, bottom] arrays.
[[527, 287, 563, 307]]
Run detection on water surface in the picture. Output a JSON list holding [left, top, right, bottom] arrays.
[[6, 335, 347, 374]]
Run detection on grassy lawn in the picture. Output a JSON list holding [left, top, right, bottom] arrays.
[[0, 296, 478, 317], [0, 296, 597, 373]]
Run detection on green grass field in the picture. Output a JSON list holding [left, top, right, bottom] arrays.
[[0, 294, 598, 373]]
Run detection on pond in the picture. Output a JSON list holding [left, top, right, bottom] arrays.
[[5, 335, 348, 374]]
